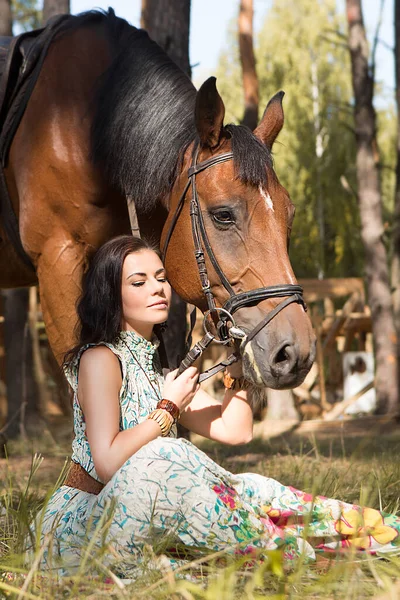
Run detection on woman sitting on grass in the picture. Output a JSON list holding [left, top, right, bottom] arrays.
[[39, 235, 400, 576]]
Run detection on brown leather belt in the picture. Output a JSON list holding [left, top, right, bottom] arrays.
[[64, 461, 104, 495]]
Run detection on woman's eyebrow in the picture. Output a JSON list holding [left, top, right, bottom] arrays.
[[126, 272, 146, 279], [126, 268, 165, 280]]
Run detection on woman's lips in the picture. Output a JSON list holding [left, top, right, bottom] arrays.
[[148, 301, 168, 309]]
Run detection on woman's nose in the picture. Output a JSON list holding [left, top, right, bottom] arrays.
[[151, 278, 164, 293]]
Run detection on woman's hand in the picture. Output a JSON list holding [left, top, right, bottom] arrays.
[[163, 367, 199, 412]]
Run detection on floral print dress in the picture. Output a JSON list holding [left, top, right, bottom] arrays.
[[38, 331, 400, 576]]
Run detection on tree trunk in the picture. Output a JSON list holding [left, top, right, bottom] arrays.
[[43, 0, 69, 25], [141, 0, 191, 76], [311, 57, 325, 279], [266, 389, 300, 421], [238, 0, 259, 130], [0, 0, 12, 36], [2, 289, 40, 439], [346, 0, 398, 414], [392, 0, 400, 380]]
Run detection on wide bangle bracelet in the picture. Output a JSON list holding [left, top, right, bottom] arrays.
[[147, 409, 173, 437], [223, 371, 246, 391], [156, 399, 180, 422]]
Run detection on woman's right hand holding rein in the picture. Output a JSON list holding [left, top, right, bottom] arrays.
[[162, 367, 199, 412]]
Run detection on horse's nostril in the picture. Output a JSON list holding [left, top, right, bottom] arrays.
[[271, 343, 297, 375], [274, 345, 290, 365]]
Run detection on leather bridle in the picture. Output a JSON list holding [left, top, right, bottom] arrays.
[[162, 149, 306, 380]]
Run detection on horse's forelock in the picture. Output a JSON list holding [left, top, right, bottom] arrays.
[[225, 124, 273, 188]]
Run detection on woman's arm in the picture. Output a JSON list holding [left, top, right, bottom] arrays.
[[179, 385, 254, 445], [78, 346, 163, 483], [77, 347, 199, 483]]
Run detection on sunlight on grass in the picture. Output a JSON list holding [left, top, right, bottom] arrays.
[[0, 431, 399, 598]]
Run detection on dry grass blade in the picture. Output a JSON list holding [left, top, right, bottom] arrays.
[[17, 534, 50, 600]]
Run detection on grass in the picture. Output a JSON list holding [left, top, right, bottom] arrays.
[[0, 425, 399, 599]]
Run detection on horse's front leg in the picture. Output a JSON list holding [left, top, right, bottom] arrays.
[[36, 235, 90, 365]]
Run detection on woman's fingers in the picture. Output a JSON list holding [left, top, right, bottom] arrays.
[[165, 368, 179, 382], [185, 366, 199, 379]]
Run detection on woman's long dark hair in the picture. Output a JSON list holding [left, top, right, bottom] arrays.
[[64, 235, 161, 366]]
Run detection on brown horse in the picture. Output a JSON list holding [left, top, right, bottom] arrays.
[[0, 10, 315, 389]]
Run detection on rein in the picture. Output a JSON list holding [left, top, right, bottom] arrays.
[[162, 149, 307, 382]]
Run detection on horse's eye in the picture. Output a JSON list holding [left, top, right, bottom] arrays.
[[211, 210, 234, 226]]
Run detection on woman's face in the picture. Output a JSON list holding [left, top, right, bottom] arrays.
[[121, 250, 172, 337]]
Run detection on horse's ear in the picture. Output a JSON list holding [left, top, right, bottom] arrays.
[[195, 77, 225, 149], [254, 91, 285, 150]]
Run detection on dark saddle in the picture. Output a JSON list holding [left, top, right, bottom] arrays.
[[0, 15, 70, 269], [0, 14, 70, 165]]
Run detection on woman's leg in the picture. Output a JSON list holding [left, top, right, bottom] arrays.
[[234, 472, 400, 554], [85, 438, 304, 573]]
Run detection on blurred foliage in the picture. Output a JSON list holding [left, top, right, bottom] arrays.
[[12, 0, 41, 32], [216, 0, 395, 279]]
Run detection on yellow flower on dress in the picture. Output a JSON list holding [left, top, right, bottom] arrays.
[[261, 505, 281, 519], [336, 507, 398, 549]]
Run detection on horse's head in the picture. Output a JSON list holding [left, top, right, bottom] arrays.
[[162, 78, 315, 389]]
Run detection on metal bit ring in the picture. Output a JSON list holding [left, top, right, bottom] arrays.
[[203, 307, 236, 344]]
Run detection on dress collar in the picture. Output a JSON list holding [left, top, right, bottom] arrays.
[[118, 330, 160, 357]]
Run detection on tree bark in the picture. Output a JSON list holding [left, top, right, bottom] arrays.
[[141, 0, 191, 76], [392, 0, 400, 376], [43, 0, 69, 25], [266, 389, 300, 421], [238, 0, 259, 130], [0, 0, 12, 36], [346, 0, 398, 414], [2, 289, 40, 439]]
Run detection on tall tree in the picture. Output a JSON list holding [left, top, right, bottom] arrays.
[[346, 0, 398, 413], [217, 0, 361, 280], [238, 0, 259, 130], [141, 0, 191, 76], [2, 289, 40, 438], [393, 0, 400, 367], [0, 0, 12, 36], [42, 0, 69, 25]]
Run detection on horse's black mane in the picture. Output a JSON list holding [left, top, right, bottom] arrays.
[[62, 9, 272, 213]]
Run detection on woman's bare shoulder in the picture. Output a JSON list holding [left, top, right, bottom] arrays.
[[79, 345, 121, 376]]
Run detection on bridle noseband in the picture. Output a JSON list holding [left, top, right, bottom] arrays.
[[162, 149, 307, 379]]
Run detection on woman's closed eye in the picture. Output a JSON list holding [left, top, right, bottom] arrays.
[[132, 277, 167, 287]]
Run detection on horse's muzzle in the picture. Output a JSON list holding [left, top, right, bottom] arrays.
[[242, 335, 316, 389]]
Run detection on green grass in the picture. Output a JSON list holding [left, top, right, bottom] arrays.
[[0, 428, 399, 599]]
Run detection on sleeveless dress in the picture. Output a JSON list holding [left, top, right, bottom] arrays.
[[38, 331, 400, 577]]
